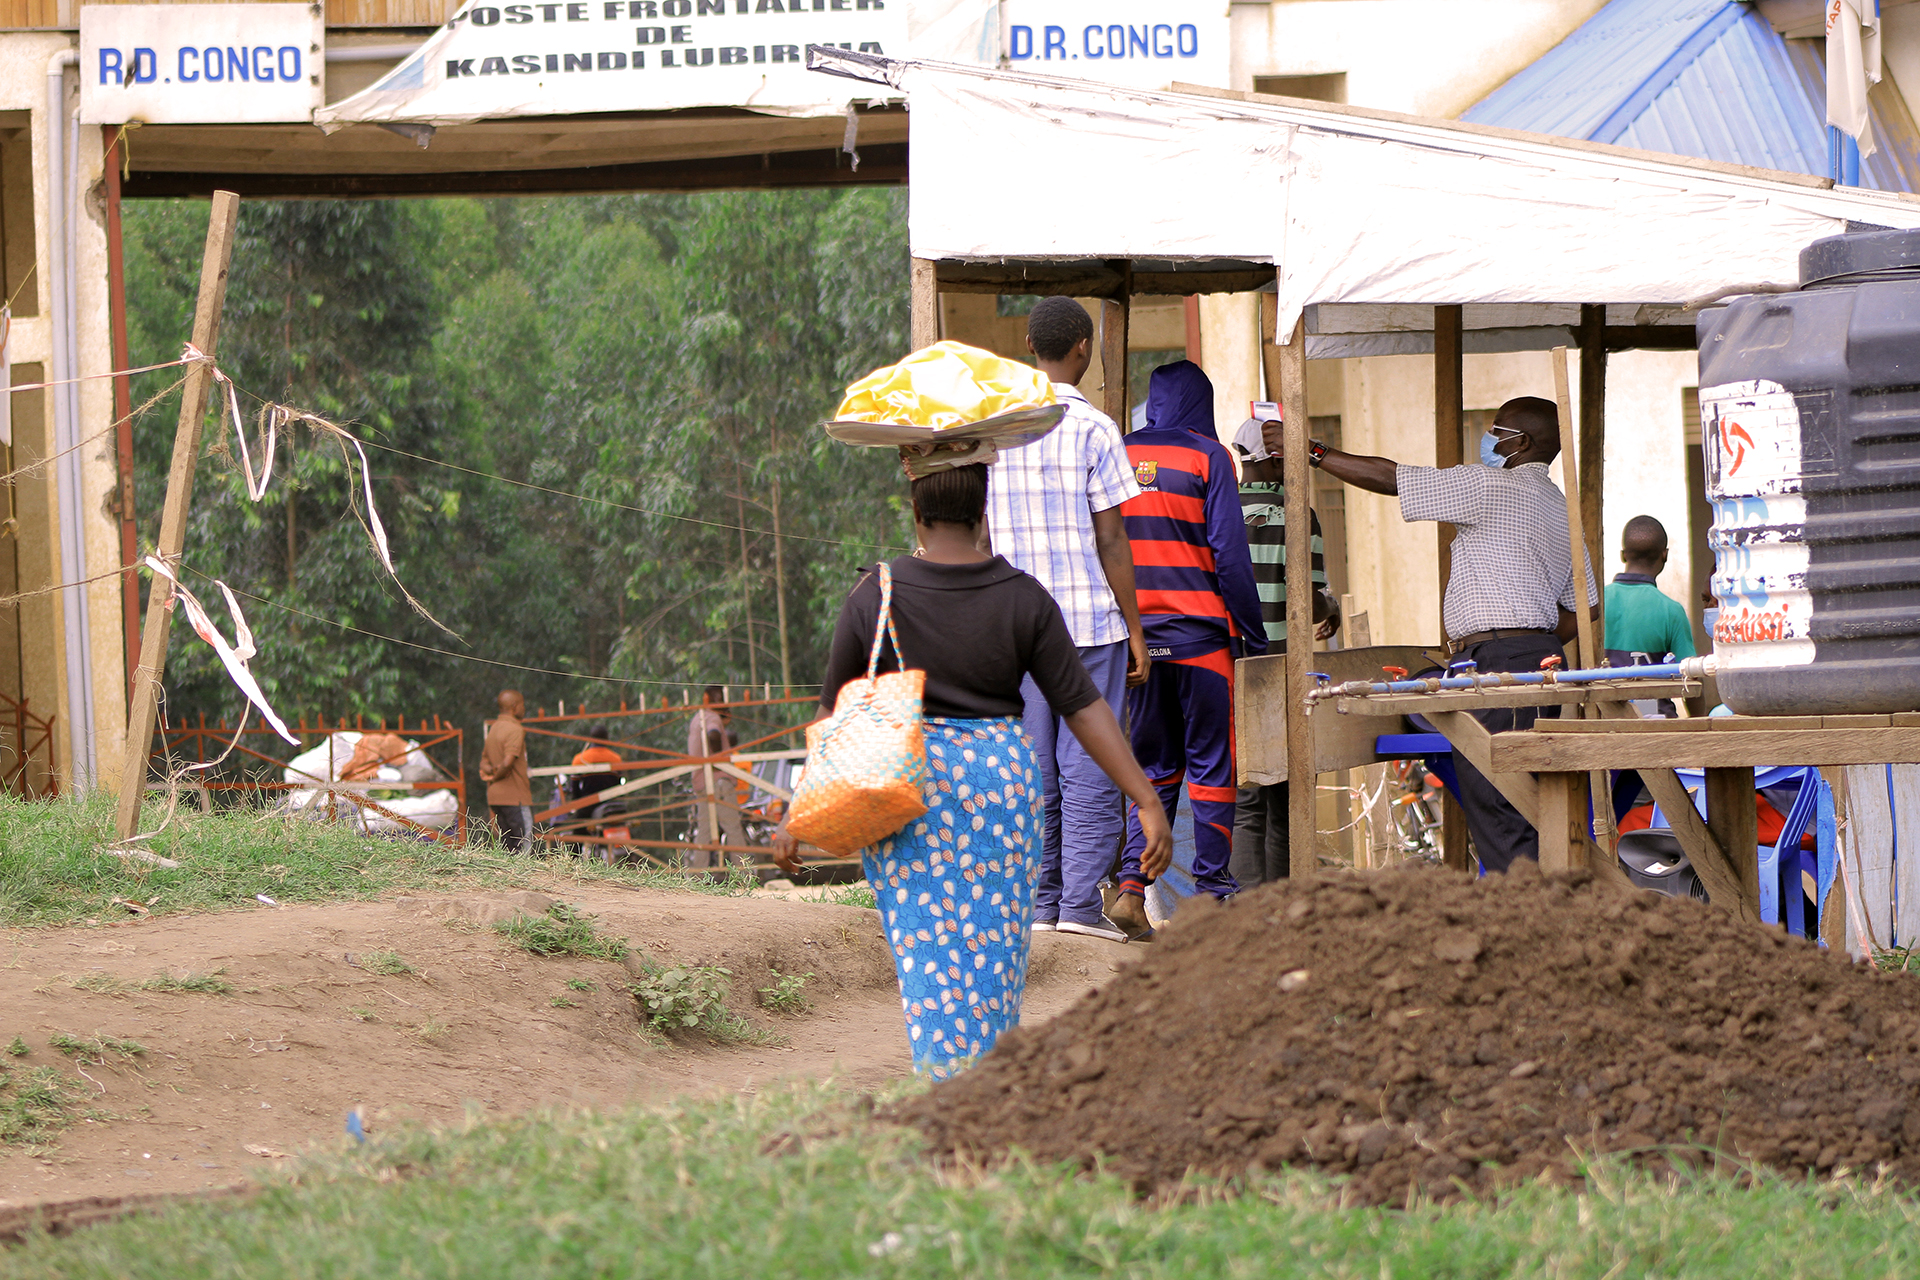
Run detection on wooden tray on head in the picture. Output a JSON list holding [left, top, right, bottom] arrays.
[[823, 403, 1066, 449]]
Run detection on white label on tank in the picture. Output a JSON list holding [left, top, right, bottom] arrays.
[[1701, 380, 1804, 499], [1700, 380, 1815, 669]]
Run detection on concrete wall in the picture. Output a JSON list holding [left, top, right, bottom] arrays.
[[0, 33, 127, 791]]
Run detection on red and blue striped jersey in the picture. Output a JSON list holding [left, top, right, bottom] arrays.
[[1121, 427, 1268, 656]]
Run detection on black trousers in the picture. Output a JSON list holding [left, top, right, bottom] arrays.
[[1450, 631, 1567, 875], [1230, 783, 1290, 888], [491, 804, 533, 854]]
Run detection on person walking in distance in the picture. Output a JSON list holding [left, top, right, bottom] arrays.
[[986, 296, 1149, 944], [1275, 397, 1597, 872], [687, 685, 745, 868], [480, 689, 533, 854], [1115, 362, 1268, 919], [1229, 417, 1340, 888]]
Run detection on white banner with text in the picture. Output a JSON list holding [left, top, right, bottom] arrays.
[[317, 0, 902, 130]]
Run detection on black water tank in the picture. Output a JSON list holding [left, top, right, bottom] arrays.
[[1696, 227, 1920, 715]]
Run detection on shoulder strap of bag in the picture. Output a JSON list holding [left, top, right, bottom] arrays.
[[865, 561, 908, 682]]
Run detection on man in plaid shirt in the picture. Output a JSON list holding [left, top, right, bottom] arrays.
[[1277, 397, 1597, 873], [986, 297, 1148, 943]]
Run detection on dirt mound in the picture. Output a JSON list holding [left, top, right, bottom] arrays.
[[900, 863, 1920, 1205]]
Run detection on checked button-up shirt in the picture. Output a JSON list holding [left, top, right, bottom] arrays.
[[986, 382, 1141, 648]]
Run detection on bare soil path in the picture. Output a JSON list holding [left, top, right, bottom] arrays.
[[0, 884, 1133, 1210]]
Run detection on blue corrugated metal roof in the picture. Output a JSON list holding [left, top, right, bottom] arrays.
[[1462, 0, 1920, 194]]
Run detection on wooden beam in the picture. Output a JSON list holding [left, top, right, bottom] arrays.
[[1550, 347, 1599, 671], [1491, 727, 1920, 771], [1536, 771, 1596, 874], [1102, 265, 1132, 426], [115, 191, 242, 842], [1434, 304, 1468, 874], [1635, 766, 1751, 918], [121, 142, 910, 199], [1706, 766, 1761, 917], [1423, 710, 1539, 824], [1434, 304, 1464, 608], [1277, 312, 1316, 878], [1576, 308, 1607, 611], [910, 257, 939, 352], [1602, 325, 1697, 351]]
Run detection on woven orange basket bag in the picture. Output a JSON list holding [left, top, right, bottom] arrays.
[[785, 562, 928, 856]]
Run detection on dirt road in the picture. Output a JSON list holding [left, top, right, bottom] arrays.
[[0, 884, 1134, 1209]]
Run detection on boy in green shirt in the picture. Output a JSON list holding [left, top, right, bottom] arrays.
[[1604, 515, 1697, 666]]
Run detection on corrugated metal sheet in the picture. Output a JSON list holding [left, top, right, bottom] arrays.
[[1463, 0, 1920, 194]]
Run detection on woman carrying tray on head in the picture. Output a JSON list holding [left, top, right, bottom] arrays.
[[772, 344, 1173, 1079]]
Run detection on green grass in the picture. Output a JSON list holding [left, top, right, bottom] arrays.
[[758, 968, 811, 1014], [626, 961, 778, 1045], [564, 978, 596, 992], [494, 904, 628, 962], [0, 794, 770, 930], [0, 794, 541, 928], [11, 1084, 1920, 1278], [67, 970, 235, 996], [5, 1036, 27, 1057], [47, 1033, 146, 1065], [804, 881, 878, 910], [0, 1065, 91, 1147], [359, 950, 414, 977]]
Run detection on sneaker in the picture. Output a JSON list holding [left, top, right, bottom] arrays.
[[1056, 915, 1128, 944], [1031, 918, 1058, 933]]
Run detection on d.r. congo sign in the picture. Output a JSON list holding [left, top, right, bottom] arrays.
[[440, 0, 888, 78]]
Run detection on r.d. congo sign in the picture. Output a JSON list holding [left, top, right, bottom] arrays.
[[80, 3, 325, 125], [317, 0, 901, 128]]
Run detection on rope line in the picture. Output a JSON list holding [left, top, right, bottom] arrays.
[[184, 566, 823, 691], [346, 434, 908, 554]]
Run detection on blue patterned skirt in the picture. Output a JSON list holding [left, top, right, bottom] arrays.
[[863, 716, 1042, 1079]]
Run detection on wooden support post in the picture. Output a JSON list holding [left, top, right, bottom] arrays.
[[1101, 274, 1131, 428], [1536, 772, 1593, 874], [1550, 348, 1598, 672], [1551, 346, 1614, 860], [113, 191, 241, 842], [1434, 304, 1464, 596], [1431, 306, 1472, 874], [1277, 312, 1316, 879], [1705, 766, 1761, 918], [103, 126, 140, 703], [1578, 304, 1607, 599], [910, 257, 939, 351]]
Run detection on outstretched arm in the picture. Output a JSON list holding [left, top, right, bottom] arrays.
[[1063, 699, 1174, 879], [1261, 421, 1402, 495]]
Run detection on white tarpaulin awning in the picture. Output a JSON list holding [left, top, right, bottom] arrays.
[[316, 1, 910, 132], [809, 49, 1920, 338]]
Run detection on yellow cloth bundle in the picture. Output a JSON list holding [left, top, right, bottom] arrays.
[[834, 340, 1056, 430]]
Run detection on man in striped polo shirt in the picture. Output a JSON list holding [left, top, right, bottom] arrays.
[[1115, 361, 1267, 915], [1230, 417, 1340, 888]]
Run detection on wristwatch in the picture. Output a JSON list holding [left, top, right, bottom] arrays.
[[1307, 440, 1328, 468]]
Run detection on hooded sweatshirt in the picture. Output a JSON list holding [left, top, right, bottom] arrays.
[[1120, 361, 1268, 657]]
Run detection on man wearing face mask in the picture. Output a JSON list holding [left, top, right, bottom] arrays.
[[1265, 396, 1597, 873]]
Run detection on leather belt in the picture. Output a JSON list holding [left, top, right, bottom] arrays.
[[1446, 627, 1555, 655]]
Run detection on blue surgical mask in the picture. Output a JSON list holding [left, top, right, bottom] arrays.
[[1479, 428, 1521, 469], [1478, 431, 1506, 469]]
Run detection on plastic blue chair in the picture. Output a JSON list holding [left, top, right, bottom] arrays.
[[1650, 765, 1833, 935]]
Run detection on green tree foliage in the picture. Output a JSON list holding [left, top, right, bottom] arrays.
[[121, 191, 910, 764]]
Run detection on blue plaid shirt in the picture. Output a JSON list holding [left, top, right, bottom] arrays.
[[986, 382, 1141, 648]]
